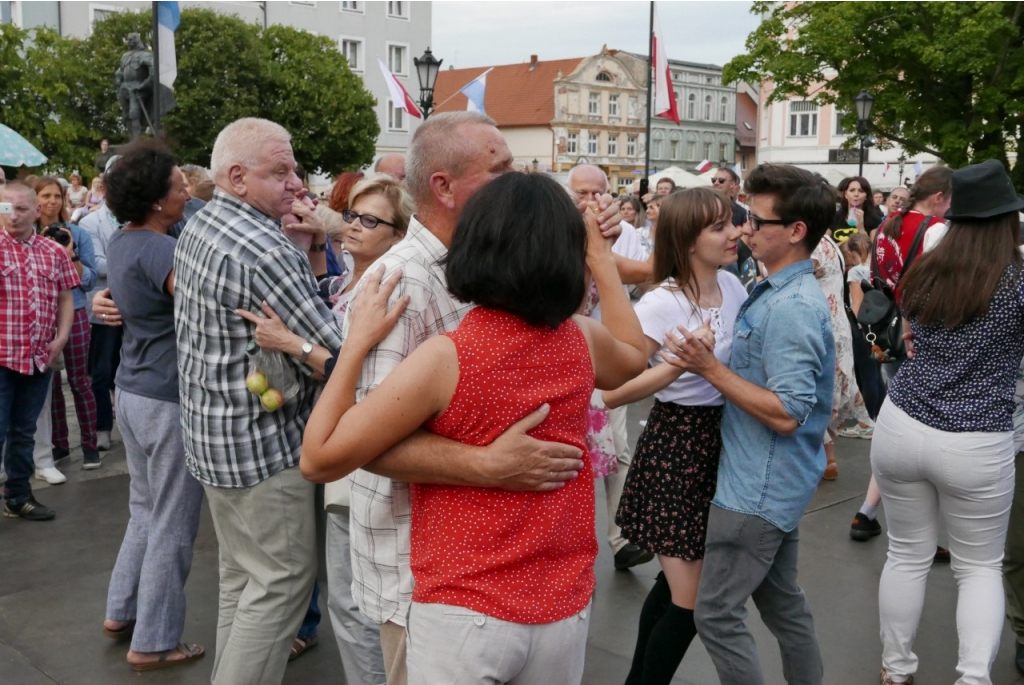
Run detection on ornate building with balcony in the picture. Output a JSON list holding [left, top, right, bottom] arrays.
[[647, 59, 737, 175], [550, 47, 648, 193]]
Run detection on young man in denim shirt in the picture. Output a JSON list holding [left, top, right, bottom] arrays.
[[665, 164, 836, 684]]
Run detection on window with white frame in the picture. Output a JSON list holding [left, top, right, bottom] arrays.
[[834, 107, 850, 135], [387, 1, 409, 18], [387, 100, 407, 132], [387, 43, 408, 76], [627, 136, 636, 157], [588, 132, 598, 155], [704, 95, 712, 121], [652, 134, 663, 158], [704, 141, 712, 160], [618, 177, 633, 192], [608, 95, 619, 117], [588, 93, 600, 116], [720, 96, 728, 122], [789, 101, 818, 137], [567, 132, 578, 154], [339, 37, 362, 72], [90, 4, 126, 32], [596, 71, 612, 82], [687, 93, 696, 119], [339, 0, 362, 11], [670, 140, 679, 160], [608, 135, 618, 156], [720, 142, 729, 161], [687, 139, 696, 160]]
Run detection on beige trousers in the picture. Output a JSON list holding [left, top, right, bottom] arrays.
[[380, 620, 408, 685], [203, 466, 317, 685]]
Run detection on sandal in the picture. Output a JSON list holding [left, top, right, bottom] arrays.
[[102, 620, 136, 640], [880, 668, 913, 684], [838, 424, 874, 440], [822, 461, 838, 481], [289, 634, 319, 662], [129, 642, 205, 672]]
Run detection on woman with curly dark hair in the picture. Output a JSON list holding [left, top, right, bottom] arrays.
[[99, 141, 205, 672]]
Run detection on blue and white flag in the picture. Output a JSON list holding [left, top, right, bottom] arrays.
[[913, 160, 923, 175], [460, 68, 493, 115], [157, 1, 180, 90]]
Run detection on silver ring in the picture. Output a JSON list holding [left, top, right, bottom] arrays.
[[101, 314, 108, 320]]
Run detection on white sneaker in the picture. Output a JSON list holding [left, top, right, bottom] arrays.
[[35, 467, 67, 485], [97, 431, 111, 451]]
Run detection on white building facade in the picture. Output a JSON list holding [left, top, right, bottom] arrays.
[[2, 0, 430, 159]]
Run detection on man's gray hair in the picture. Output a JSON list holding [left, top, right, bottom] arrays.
[[566, 164, 609, 192], [210, 118, 292, 181], [405, 111, 496, 204]]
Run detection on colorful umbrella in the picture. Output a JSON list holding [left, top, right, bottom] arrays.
[[0, 123, 47, 167]]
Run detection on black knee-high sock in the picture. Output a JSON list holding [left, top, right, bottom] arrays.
[[624, 572, 672, 685], [640, 603, 698, 685]]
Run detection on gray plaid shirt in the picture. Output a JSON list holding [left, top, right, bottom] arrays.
[[174, 190, 343, 488]]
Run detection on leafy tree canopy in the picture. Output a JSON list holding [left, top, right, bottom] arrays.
[[725, 1, 1024, 173], [2, 8, 378, 178]]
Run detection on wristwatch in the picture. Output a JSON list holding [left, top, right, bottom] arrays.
[[310, 242, 328, 252], [71, 254, 80, 262], [299, 341, 314, 365]]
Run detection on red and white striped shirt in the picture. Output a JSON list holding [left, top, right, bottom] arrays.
[[0, 230, 80, 374]]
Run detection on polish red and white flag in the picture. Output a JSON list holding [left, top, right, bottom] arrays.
[[695, 159, 713, 173], [652, 5, 680, 125], [377, 57, 422, 119]]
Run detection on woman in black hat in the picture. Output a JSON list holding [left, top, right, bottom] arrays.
[[870, 158, 1024, 685]]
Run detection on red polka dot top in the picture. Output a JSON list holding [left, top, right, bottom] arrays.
[[411, 306, 598, 624]]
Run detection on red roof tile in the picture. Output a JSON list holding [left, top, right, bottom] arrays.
[[433, 57, 583, 128]]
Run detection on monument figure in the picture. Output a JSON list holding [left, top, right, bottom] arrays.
[[115, 33, 175, 139]]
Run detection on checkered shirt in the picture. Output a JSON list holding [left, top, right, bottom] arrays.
[[342, 217, 472, 625], [174, 190, 343, 488], [0, 230, 80, 374]]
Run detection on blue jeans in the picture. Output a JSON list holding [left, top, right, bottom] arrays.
[[89, 324, 122, 432], [297, 580, 321, 640], [0, 366, 53, 501]]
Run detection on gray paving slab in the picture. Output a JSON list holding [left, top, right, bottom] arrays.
[[1, 391, 1023, 684]]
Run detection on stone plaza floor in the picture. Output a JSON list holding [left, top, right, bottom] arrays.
[[2, 396, 1023, 684]]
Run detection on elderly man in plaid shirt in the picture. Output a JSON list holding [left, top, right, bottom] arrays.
[[0, 182, 77, 521]]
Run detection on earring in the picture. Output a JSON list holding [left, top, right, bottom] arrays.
[[154, 205, 162, 212]]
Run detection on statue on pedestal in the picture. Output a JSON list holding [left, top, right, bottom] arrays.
[[115, 33, 175, 139]]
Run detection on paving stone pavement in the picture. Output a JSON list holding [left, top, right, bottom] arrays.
[[1, 390, 1022, 684]]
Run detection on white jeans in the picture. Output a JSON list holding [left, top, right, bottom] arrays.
[[871, 399, 1014, 685]]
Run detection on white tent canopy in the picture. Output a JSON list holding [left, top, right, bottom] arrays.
[[649, 165, 715, 188]]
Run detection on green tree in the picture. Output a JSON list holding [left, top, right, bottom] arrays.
[[259, 25, 379, 176], [725, 2, 1024, 174]]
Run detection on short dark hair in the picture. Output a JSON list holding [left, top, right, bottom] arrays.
[[656, 177, 676, 189], [446, 173, 586, 328], [743, 163, 836, 253], [716, 166, 740, 183], [104, 140, 177, 225]]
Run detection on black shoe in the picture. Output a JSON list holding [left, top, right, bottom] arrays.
[[850, 512, 882, 541], [1015, 641, 1024, 677], [82, 451, 102, 471], [614, 544, 655, 571], [934, 546, 951, 563], [3, 496, 56, 521], [52, 447, 70, 465]]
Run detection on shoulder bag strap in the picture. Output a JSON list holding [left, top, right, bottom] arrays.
[[901, 216, 932, 277]]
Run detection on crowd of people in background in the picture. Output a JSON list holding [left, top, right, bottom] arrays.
[[3, 116, 1024, 685]]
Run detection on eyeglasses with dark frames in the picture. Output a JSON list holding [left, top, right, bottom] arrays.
[[748, 214, 794, 231], [711, 177, 730, 184], [342, 208, 397, 230]]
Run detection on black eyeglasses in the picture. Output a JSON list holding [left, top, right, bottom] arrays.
[[749, 214, 794, 231], [711, 177, 729, 184], [342, 209, 396, 230]]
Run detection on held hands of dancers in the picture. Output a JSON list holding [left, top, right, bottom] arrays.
[[663, 319, 717, 375]]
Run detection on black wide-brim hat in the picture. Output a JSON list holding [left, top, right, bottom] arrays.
[[945, 158, 1024, 221]]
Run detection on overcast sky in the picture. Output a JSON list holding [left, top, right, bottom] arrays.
[[431, 1, 761, 70]]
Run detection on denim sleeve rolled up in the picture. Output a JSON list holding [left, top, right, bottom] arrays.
[[713, 260, 836, 532]]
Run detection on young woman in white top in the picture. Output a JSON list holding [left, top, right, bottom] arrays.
[[604, 187, 747, 685]]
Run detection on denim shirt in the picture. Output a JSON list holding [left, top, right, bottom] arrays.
[[714, 259, 835, 532]]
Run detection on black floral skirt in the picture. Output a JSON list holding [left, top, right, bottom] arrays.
[[615, 400, 723, 561]]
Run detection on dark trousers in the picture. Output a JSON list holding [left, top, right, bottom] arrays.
[[89, 323, 122, 432], [850, 317, 885, 419], [0, 366, 53, 501]]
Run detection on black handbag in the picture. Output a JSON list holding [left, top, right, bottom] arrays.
[[856, 217, 931, 363]]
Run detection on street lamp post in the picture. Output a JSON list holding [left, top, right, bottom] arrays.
[[854, 89, 875, 178], [413, 48, 442, 119]]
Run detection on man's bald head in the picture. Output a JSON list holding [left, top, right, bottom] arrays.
[[567, 164, 609, 203], [374, 153, 406, 181]]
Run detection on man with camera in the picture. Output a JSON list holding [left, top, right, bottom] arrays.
[[0, 182, 78, 520]]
